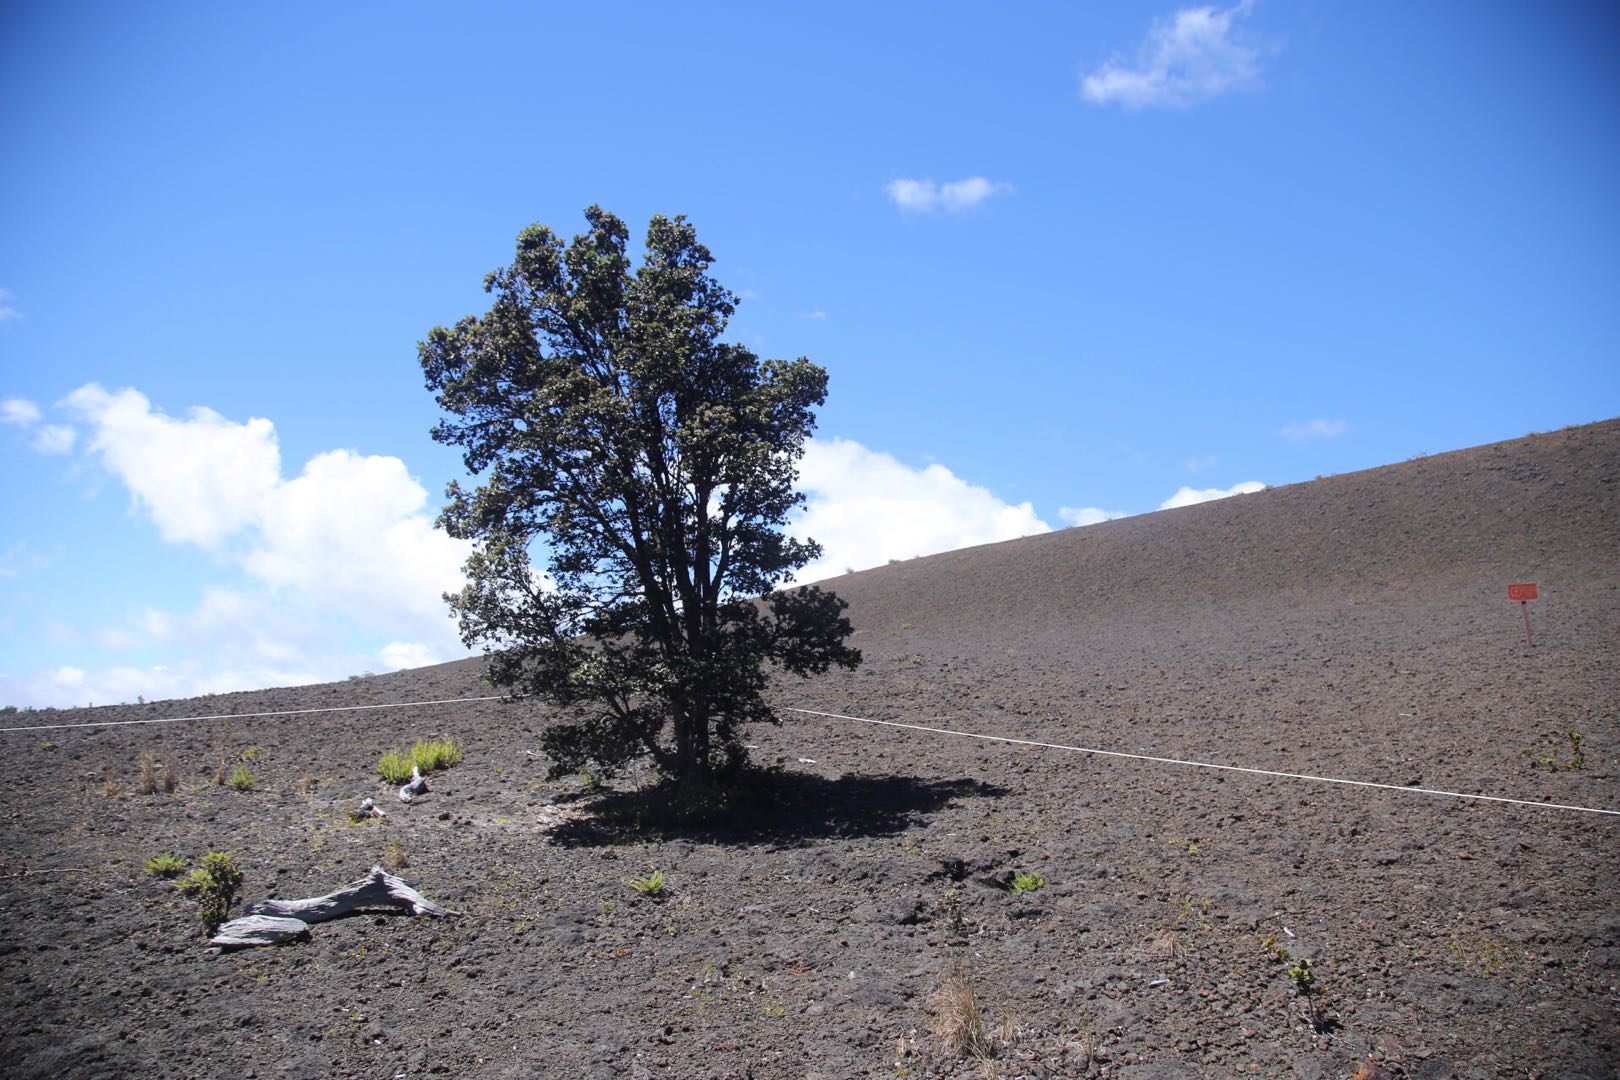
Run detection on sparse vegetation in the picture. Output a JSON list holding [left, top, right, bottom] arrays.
[[144, 853, 186, 878], [929, 967, 989, 1059], [382, 838, 409, 871], [239, 746, 265, 761], [939, 884, 965, 934], [378, 738, 464, 784], [378, 749, 415, 785], [1009, 871, 1046, 895], [1524, 727, 1586, 772], [178, 851, 243, 934], [412, 737, 463, 772], [628, 869, 666, 898], [226, 764, 255, 791], [1263, 932, 1326, 1031], [136, 751, 179, 795]]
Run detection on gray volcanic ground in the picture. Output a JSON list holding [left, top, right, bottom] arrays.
[[2, 421, 1617, 1079]]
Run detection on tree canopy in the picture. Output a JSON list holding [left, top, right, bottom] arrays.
[[420, 206, 860, 809]]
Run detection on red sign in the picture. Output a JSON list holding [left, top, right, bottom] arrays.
[[1508, 582, 1539, 602]]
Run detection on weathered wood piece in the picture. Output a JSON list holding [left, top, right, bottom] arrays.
[[398, 766, 427, 803], [209, 914, 312, 948], [245, 866, 460, 923]]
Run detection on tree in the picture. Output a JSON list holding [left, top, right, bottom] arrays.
[[420, 206, 860, 811]]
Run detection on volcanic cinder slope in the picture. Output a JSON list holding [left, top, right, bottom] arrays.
[[2, 421, 1617, 1080]]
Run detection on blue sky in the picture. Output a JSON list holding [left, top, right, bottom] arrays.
[[2, 2, 1617, 707]]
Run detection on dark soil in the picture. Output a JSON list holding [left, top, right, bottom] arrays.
[[3, 421, 1617, 1079]]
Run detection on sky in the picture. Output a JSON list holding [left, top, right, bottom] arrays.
[[2, 2, 1617, 708]]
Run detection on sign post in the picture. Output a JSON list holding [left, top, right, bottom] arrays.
[[1508, 582, 1538, 648]]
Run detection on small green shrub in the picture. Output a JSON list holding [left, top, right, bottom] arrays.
[[179, 851, 243, 933], [240, 746, 265, 762], [1523, 727, 1587, 772], [226, 764, 255, 791], [628, 869, 666, 897], [1010, 871, 1046, 895], [145, 853, 187, 878], [412, 738, 463, 772], [378, 738, 464, 784], [377, 749, 415, 784]]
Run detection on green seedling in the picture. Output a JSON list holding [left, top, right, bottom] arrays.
[[144, 853, 186, 878], [628, 869, 666, 897], [1010, 871, 1046, 895]]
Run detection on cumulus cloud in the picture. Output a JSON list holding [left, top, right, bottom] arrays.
[[1282, 417, 1349, 442], [792, 437, 1050, 583], [2, 397, 41, 426], [1081, 2, 1261, 109], [65, 384, 280, 548], [885, 177, 1013, 214], [1059, 506, 1131, 527], [1159, 480, 1266, 509], [29, 384, 474, 704]]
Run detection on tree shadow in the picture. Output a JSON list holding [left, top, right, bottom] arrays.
[[546, 768, 1007, 848]]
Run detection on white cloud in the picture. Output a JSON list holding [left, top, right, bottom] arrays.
[[9, 657, 333, 710], [1059, 506, 1131, 527], [885, 176, 1013, 214], [1159, 480, 1266, 509], [0, 289, 20, 324], [791, 437, 1050, 582], [378, 641, 443, 672], [2, 397, 78, 453], [1081, 2, 1261, 109], [1185, 454, 1219, 473], [1282, 417, 1349, 442], [30, 424, 76, 454], [65, 384, 280, 548], [2, 397, 41, 426], [33, 384, 474, 705]]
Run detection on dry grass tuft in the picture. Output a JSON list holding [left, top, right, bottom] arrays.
[[135, 751, 179, 795], [382, 839, 410, 871], [929, 967, 989, 1059]]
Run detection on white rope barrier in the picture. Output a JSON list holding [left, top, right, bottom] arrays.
[[5, 690, 1611, 817], [777, 706, 1620, 818]]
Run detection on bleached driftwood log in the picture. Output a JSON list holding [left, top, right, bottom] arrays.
[[355, 796, 386, 819], [398, 766, 427, 803], [209, 915, 312, 947], [209, 866, 458, 947], [248, 865, 459, 922]]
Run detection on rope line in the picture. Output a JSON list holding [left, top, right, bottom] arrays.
[[5, 691, 1612, 817], [0, 694, 507, 733], [776, 706, 1620, 818]]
